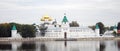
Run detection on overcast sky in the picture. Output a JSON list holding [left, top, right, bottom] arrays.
[[0, 0, 120, 26]]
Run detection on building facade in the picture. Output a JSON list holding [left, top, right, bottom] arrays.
[[36, 14, 100, 38]]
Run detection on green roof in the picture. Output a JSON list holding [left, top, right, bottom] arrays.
[[96, 24, 99, 29], [62, 15, 68, 24], [12, 25, 17, 30], [114, 25, 117, 29]]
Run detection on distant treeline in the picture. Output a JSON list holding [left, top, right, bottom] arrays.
[[89, 22, 120, 35], [0, 23, 36, 38], [69, 21, 79, 27]]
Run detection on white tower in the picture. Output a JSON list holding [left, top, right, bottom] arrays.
[[95, 24, 100, 36], [11, 25, 17, 38], [113, 25, 117, 33], [61, 13, 69, 38]]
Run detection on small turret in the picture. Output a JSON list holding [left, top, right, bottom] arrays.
[[11, 25, 17, 38], [95, 24, 100, 36], [11, 25, 22, 38]]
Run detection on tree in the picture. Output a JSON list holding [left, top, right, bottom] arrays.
[[104, 27, 109, 31], [112, 31, 117, 36], [39, 24, 48, 36], [96, 22, 105, 34], [0, 23, 11, 37], [69, 21, 79, 27], [0, 23, 36, 38], [117, 22, 120, 30], [117, 22, 120, 34], [109, 26, 114, 30], [88, 26, 95, 30], [21, 25, 36, 38]]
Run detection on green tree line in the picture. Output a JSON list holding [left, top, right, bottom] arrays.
[[89, 22, 120, 36], [69, 21, 79, 27], [0, 23, 36, 38]]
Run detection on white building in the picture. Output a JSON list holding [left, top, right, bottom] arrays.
[[37, 14, 100, 38]]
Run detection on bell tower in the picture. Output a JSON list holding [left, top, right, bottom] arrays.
[[62, 13, 68, 24], [62, 13, 69, 28], [61, 13, 69, 38]]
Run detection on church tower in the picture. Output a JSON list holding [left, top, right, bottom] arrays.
[[11, 25, 17, 38], [95, 24, 100, 36], [62, 13, 69, 27], [61, 13, 69, 38], [62, 13, 68, 24]]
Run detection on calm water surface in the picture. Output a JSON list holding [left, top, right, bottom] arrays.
[[0, 40, 120, 51]]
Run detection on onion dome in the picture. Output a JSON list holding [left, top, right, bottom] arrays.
[[12, 25, 17, 30], [41, 15, 52, 21]]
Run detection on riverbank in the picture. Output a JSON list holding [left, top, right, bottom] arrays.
[[0, 37, 120, 41]]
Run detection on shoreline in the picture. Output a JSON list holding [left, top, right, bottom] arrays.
[[0, 37, 120, 41]]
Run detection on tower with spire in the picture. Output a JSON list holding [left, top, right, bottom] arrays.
[[62, 13, 68, 24], [61, 13, 69, 28], [95, 24, 100, 36], [61, 13, 70, 38]]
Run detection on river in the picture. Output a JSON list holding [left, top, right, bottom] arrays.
[[0, 40, 120, 51]]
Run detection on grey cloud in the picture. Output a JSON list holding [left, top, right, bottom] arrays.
[[0, 0, 120, 26]]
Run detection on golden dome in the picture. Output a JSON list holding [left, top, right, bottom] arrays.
[[41, 18, 45, 21], [40, 15, 52, 21], [44, 15, 49, 19], [48, 19, 52, 21]]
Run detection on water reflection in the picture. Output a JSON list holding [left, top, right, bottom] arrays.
[[0, 43, 11, 50], [40, 43, 47, 51], [64, 41, 67, 47], [117, 41, 120, 50], [117, 41, 120, 49], [100, 42, 105, 51], [18, 42, 36, 51], [0, 40, 120, 51]]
